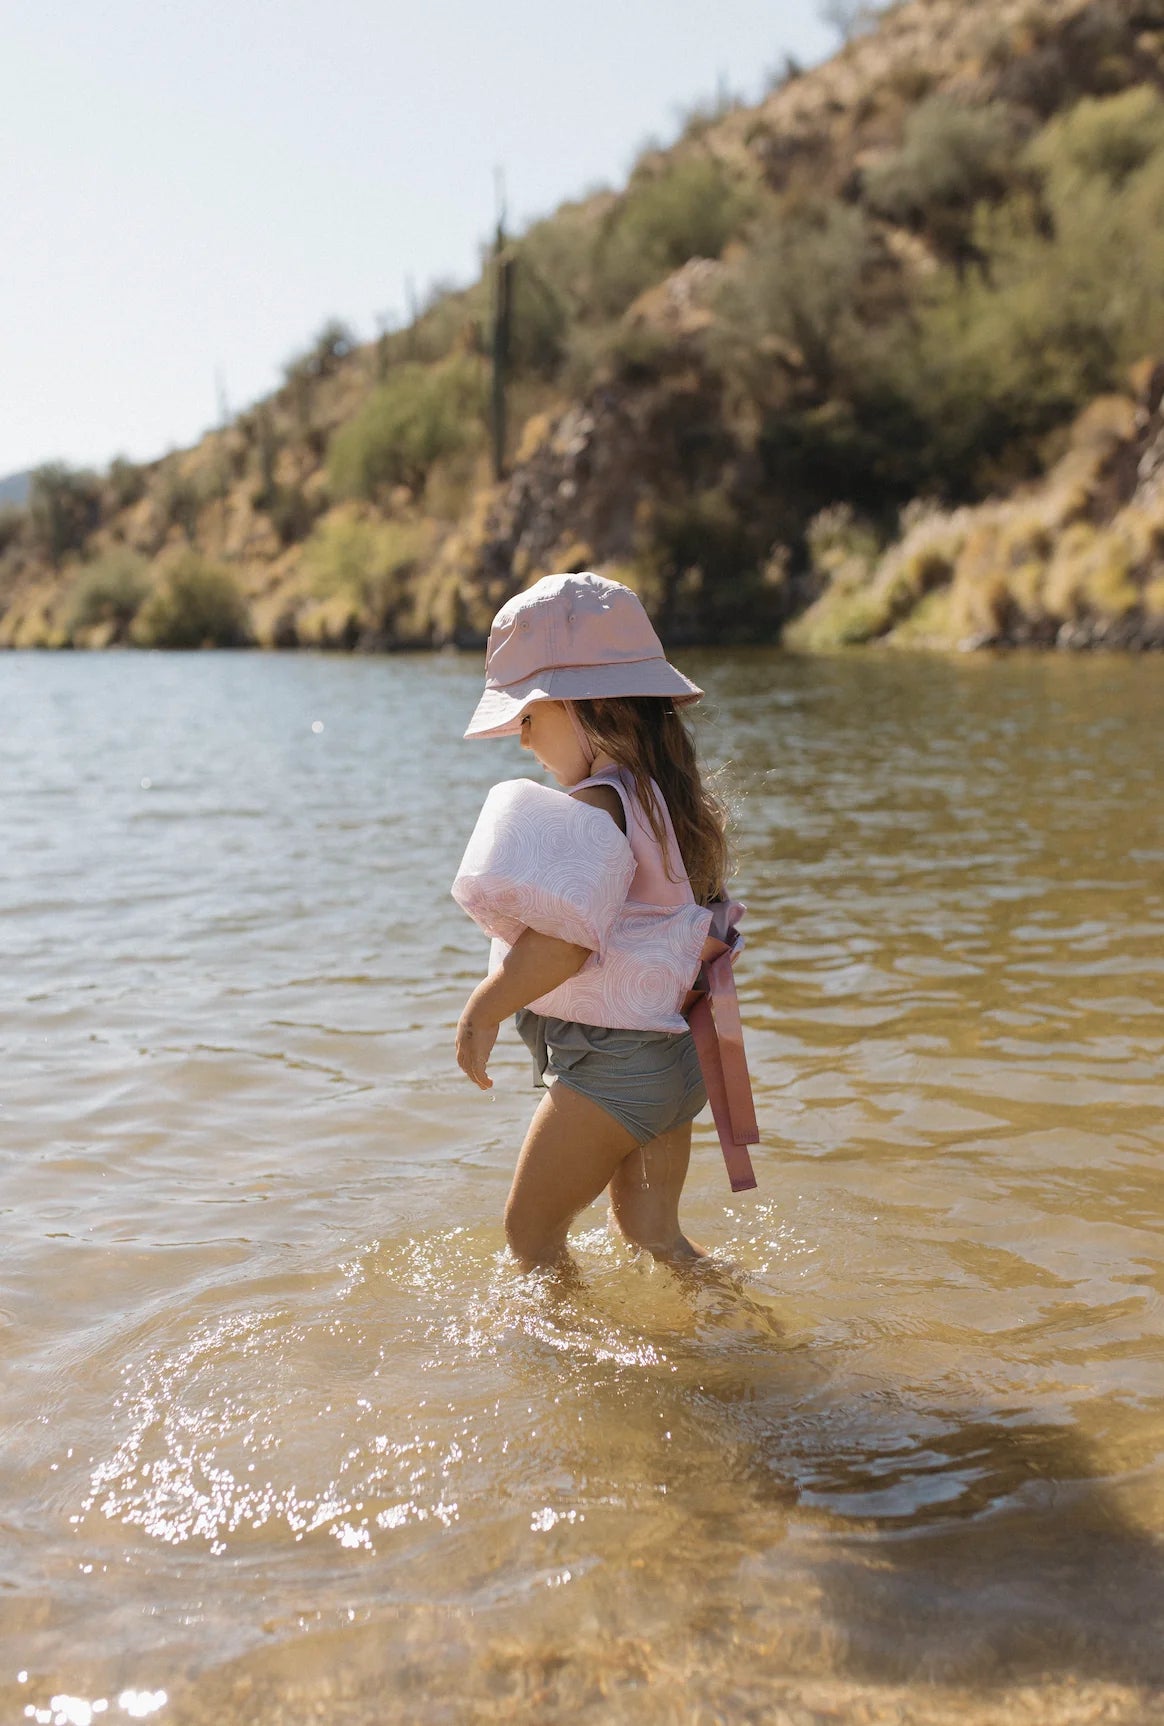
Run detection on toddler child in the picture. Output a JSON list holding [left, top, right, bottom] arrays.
[[452, 572, 757, 1272]]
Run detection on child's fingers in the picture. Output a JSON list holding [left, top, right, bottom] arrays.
[[456, 1016, 495, 1090]]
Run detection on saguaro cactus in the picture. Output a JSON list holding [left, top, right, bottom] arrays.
[[490, 177, 514, 483]]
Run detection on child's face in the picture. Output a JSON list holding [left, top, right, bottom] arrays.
[[519, 701, 590, 786]]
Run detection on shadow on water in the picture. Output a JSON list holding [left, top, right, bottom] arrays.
[[477, 1245, 1164, 1696], [756, 1413, 1164, 1690], [364, 1235, 1164, 1696]]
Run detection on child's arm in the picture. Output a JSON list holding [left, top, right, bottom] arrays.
[[456, 928, 591, 1091]]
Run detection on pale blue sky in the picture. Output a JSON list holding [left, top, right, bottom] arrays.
[[2, 1, 835, 476]]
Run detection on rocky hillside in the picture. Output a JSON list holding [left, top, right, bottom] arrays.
[[4, 0, 1164, 651], [789, 361, 1164, 651]]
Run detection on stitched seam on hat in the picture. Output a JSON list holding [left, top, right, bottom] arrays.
[[487, 652, 663, 686]]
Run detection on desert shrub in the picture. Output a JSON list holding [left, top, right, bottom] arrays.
[[716, 198, 873, 394], [862, 97, 1023, 257], [874, 102, 1164, 497], [806, 503, 882, 581], [67, 550, 150, 638], [286, 318, 357, 384], [107, 456, 147, 510], [156, 461, 204, 540], [382, 279, 488, 368], [559, 321, 618, 398], [301, 514, 432, 632], [1044, 519, 1141, 619], [591, 156, 753, 317], [302, 515, 421, 600], [133, 551, 250, 648], [756, 370, 932, 532], [326, 358, 486, 500], [29, 464, 102, 565], [890, 513, 965, 599], [279, 319, 359, 437], [785, 577, 893, 650], [1029, 83, 1164, 188], [517, 203, 603, 320], [789, 501, 967, 649]]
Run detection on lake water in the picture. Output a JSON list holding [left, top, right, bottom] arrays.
[[2, 648, 1162, 1726]]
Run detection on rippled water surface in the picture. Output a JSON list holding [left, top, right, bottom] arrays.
[[2, 649, 1163, 1726]]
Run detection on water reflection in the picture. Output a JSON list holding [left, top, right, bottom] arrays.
[[1, 649, 1162, 1725]]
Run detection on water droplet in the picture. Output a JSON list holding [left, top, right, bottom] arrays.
[[311, 720, 324, 734], [139, 777, 152, 790]]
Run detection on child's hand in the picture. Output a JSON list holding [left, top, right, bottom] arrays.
[[456, 999, 499, 1090]]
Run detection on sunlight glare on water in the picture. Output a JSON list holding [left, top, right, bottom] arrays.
[[1, 649, 1162, 1725]]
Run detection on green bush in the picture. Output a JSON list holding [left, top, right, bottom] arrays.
[[1028, 84, 1164, 188], [717, 198, 873, 393], [133, 551, 250, 648], [29, 464, 102, 565], [106, 456, 147, 510], [326, 358, 486, 500], [514, 204, 599, 321], [870, 88, 1164, 493], [283, 318, 357, 386], [156, 461, 203, 540], [806, 503, 882, 580], [301, 514, 430, 628], [862, 96, 1022, 255], [67, 550, 150, 638], [381, 279, 488, 369], [591, 155, 753, 317]]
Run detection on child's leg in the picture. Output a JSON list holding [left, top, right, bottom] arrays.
[[608, 1122, 706, 1267], [504, 1081, 638, 1271]]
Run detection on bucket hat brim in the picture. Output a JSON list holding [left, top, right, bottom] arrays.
[[464, 659, 703, 740]]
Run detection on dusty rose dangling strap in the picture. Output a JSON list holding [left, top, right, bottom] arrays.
[[685, 902, 759, 1193]]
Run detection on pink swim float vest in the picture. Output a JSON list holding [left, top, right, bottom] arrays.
[[452, 770, 759, 1192]]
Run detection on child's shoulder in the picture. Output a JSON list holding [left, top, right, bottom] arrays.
[[569, 781, 627, 834]]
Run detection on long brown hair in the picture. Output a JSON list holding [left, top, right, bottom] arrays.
[[572, 696, 730, 905]]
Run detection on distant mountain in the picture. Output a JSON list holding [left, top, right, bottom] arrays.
[[0, 470, 31, 508]]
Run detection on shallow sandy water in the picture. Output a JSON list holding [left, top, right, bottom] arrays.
[[2, 649, 1162, 1725]]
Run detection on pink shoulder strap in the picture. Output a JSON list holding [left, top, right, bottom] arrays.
[[571, 770, 759, 1194], [571, 767, 692, 905]]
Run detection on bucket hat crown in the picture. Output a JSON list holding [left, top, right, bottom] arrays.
[[464, 572, 702, 740]]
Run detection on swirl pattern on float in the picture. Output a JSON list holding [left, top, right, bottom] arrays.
[[527, 902, 712, 1031], [452, 779, 635, 952]]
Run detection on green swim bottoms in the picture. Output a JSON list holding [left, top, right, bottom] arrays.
[[515, 1010, 707, 1146]]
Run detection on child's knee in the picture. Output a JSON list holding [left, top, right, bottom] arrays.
[[504, 1195, 560, 1268]]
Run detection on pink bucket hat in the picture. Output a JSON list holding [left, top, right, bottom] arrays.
[[464, 572, 702, 740]]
